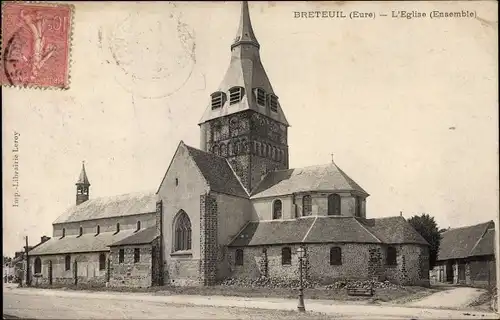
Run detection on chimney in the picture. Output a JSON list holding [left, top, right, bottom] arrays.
[[40, 236, 50, 243]]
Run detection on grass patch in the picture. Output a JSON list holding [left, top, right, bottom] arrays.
[[25, 282, 436, 304]]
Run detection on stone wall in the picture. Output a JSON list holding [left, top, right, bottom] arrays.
[[157, 142, 209, 285], [228, 243, 429, 286], [53, 213, 156, 238], [109, 245, 152, 288], [28, 252, 108, 287], [214, 192, 251, 281], [200, 193, 218, 285]]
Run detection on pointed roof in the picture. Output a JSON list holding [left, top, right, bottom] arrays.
[[231, 1, 260, 50], [250, 162, 369, 198], [198, 1, 289, 127], [76, 161, 90, 185]]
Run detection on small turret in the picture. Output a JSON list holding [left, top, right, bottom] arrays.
[[76, 161, 90, 205]]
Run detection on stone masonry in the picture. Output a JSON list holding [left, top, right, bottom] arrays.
[[199, 193, 218, 285]]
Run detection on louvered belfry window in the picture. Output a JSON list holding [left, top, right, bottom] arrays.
[[255, 88, 266, 106], [268, 94, 278, 112], [211, 92, 226, 109], [229, 87, 245, 105]]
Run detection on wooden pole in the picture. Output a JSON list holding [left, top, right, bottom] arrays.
[[25, 236, 30, 287]]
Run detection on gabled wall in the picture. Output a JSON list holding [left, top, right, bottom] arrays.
[[157, 143, 210, 286]]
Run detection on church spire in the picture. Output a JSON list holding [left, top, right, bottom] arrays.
[[231, 1, 260, 50], [75, 161, 90, 205]]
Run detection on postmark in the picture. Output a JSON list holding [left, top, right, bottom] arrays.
[[104, 5, 196, 99], [1, 2, 74, 89]]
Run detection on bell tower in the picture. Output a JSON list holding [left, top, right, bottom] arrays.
[[76, 161, 90, 205], [198, 1, 290, 192]]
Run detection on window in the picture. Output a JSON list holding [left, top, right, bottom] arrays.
[[273, 200, 282, 220], [229, 118, 240, 137], [229, 87, 245, 105], [386, 246, 397, 266], [227, 142, 233, 156], [78, 226, 83, 237], [328, 194, 341, 215], [281, 247, 292, 265], [302, 195, 312, 216], [134, 248, 141, 263], [272, 147, 276, 160], [268, 94, 278, 112], [211, 91, 226, 109], [174, 211, 192, 251], [34, 257, 42, 274], [96, 225, 100, 235], [330, 247, 342, 265], [136, 221, 141, 232], [355, 196, 363, 217], [254, 88, 266, 106], [119, 249, 124, 263], [220, 143, 227, 157], [115, 223, 120, 233], [61, 228, 66, 238], [235, 249, 244, 266], [99, 253, 106, 270], [175, 178, 179, 186], [213, 124, 222, 141], [212, 144, 220, 156], [234, 140, 241, 155], [65, 255, 71, 271]]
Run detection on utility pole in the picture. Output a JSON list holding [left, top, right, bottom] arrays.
[[25, 236, 30, 287]]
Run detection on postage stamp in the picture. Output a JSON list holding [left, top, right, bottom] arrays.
[[1, 2, 73, 89]]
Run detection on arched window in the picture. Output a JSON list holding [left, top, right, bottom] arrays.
[[277, 148, 281, 162], [302, 195, 312, 216], [78, 226, 83, 237], [328, 194, 341, 216], [119, 249, 124, 263], [174, 211, 192, 251], [235, 249, 244, 266], [229, 86, 245, 105], [355, 196, 363, 217], [272, 147, 276, 160], [211, 91, 226, 109], [281, 247, 292, 265], [65, 255, 71, 271], [99, 253, 106, 270], [330, 247, 342, 265], [220, 143, 227, 157], [212, 144, 220, 156], [256, 142, 261, 156], [267, 144, 271, 158], [386, 246, 397, 266], [136, 221, 141, 231], [34, 257, 42, 274], [61, 228, 66, 238], [227, 141, 233, 156], [234, 140, 241, 155], [116, 223, 120, 233], [96, 225, 100, 235], [273, 200, 282, 220]]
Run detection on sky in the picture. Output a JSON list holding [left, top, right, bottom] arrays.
[[2, 1, 498, 257]]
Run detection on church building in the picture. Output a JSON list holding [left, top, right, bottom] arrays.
[[27, 1, 430, 288]]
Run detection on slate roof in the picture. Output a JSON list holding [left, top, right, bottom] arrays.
[[438, 221, 495, 261], [470, 228, 495, 257], [251, 163, 369, 198], [28, 230, 136, 256], [109, 226, 158, 247], [229, 215, 428, 247], [185, 144, 248, 198], [358, 216, 429, 245], [53, 191, 157, 224]]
